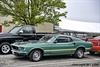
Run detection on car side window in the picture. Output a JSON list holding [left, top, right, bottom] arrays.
[[55, 36, 72, 43], [20, 26, 35, 34]]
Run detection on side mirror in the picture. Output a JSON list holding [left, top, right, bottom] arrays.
[[18, 30, 23, 35], [54, 40, 57, 43]]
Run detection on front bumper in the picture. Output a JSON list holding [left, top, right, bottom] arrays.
[[91, 46, 100, 52], [12, 50, 27, 57], [85, 48, 91, 52]]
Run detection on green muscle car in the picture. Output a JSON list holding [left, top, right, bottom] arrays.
[[11, 34, 92, 62]]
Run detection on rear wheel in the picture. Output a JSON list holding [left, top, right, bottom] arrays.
[[29, 50, 43, 62], [74, 48, 84, 59], [0, 42, 11, 54], [89, 51, 95, 55]]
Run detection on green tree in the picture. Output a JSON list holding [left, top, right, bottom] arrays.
[[0, 0, 67, 26]]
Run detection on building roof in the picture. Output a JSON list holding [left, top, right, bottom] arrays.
[[59, 19, 100, 34]]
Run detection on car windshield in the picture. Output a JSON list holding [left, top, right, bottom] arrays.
[[94, 36, 100, 39], [9, 26, 22, 34], [38, 35, 53, 43]]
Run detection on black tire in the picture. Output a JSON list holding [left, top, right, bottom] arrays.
[[0, 42, 11, 54], [74, 48, 84, 59], [29, 50, 43, 62], [89, 51, 95, 55]]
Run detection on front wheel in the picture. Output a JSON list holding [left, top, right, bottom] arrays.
[[74, 48, 84, 59], [0, 42, 11, 54], [29, 50, 43, 62]]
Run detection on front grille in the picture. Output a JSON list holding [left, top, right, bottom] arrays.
[[12, 46, 19, 50]]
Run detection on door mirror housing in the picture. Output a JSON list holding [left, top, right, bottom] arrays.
[[18, 30, 23, 35], [54, 40, 57, 43]]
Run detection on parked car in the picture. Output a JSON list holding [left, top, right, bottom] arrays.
[[0, 25, 50, 54], [11, 34, 92, 62], [88, 36, 100, 54], [81, 37, 93, 42]]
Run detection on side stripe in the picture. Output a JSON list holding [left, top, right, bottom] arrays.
[[44, 48, 91, 52]]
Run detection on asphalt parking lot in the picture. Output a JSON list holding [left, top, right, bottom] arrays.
[[0, 52, 100, 67]]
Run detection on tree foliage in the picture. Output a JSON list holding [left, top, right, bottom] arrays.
[[0, 0, 67, 26]]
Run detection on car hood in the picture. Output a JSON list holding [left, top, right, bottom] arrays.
[[0, 32, 13, 37], [12, 42, 48, 47]]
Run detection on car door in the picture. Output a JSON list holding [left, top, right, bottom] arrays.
[[47, 36, 76, 55], [17, 25, 36, 41]]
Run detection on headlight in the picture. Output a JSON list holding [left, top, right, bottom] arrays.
[[19, 47, 26, 51]]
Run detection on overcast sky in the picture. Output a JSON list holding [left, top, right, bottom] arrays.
[[59, 0, 100, 33], [66, 0, 100, 23]]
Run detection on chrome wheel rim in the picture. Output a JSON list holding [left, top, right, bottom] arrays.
[[77, 50, 83, 58], [1, 45, 10, 54], [32, 51, 41, 61]]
